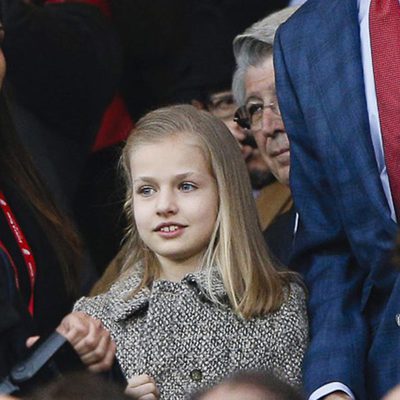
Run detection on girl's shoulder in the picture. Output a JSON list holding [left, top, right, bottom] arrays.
[[273, 281, 308, 334], [277, 281, 307, 317], [284, 281, 307, 309], [247, 281, 308, 352], [254, 281, 307, 326]]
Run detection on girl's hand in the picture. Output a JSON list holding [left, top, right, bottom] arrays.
[[26, 336, 40, 348], [125, 374, 159, 400], [56, 311, 116, 373]]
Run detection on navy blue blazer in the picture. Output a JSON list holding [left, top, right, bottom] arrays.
[[274, 1, 399, 398]]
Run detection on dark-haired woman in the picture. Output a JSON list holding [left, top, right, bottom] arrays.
[[0, 25, 115, 378]]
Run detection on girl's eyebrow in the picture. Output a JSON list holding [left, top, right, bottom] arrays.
[[175, 172, 197, 180], [133, 172, 199, 184], [133, 176, 156, 184]]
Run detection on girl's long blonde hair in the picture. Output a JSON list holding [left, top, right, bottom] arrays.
[[121, 104, 294, 319]]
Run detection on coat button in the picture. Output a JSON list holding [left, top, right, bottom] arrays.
[[190, 369, 203, 382], [396, 314, 400, 327]]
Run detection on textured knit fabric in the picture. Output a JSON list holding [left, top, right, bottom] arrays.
[[74, 266, 308, 399]]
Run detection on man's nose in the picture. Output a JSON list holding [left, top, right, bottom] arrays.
[[156, 189, 178, 216], [261, 109, 283, 138]]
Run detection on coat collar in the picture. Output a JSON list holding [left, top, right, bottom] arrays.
[[108, 265, 227, 322], [107, 269, 149, 322]]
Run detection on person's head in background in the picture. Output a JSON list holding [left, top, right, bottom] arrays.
[[191, 370, 305, 400], [169, 1, 288, 191], [232, 7, 298, 186], [24, 372, 130, 400]]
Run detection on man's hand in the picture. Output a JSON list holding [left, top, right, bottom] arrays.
[[56, 311, 116, 372], [323, 392, 352, 400], [125, 374, 159, 400]]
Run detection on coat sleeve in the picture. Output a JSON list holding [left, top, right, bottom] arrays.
[[273, 25, 369, 399]]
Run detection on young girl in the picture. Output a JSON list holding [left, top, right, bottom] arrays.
[[74, 105, 308, 399]]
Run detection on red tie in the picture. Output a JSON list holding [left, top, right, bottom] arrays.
[[370, 0, 400, 219]]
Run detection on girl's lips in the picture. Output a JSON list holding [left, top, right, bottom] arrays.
[[156, 225, 186, 239], [154, 223, 188, 238], [154, 222, 187, 231]]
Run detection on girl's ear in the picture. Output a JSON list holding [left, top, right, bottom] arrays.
[[191, 99, 206, 110]]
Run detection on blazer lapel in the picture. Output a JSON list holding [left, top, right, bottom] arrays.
[[309, 0, 392, 224]]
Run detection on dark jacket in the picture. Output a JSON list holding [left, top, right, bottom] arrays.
[[275, 1, 398, 397]]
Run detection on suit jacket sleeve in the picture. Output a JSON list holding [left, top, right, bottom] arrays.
[[274, 26, 369, 399]]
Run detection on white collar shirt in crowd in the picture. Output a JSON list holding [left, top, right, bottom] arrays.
[[288, 0, 307, 5]]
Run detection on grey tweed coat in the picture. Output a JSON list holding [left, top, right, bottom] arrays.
[[74, 267, 308, 399]]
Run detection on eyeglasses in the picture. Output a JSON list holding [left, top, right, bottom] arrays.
[[234, 94, 281, 131], [207, 92, 237, 121]]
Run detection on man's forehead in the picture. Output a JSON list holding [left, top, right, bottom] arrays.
[[245, 84, 276, 102], [244, 59, 275, 99]]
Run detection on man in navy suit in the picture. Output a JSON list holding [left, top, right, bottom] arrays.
[[274, 1, 400, 399]]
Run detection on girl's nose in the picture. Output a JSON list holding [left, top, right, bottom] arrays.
[[156, 190, 178, 216]]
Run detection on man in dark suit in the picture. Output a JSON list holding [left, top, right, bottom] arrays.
[[274, 1, 399, 399]]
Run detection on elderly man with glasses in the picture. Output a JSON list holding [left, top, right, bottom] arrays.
[[232, 7, 298, 266]]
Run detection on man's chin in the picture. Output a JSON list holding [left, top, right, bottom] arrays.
[[276, 168, 290, 186]]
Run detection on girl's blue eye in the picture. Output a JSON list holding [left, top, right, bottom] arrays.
[[180, 182, 197, 192], [138, 186, 155, 197]]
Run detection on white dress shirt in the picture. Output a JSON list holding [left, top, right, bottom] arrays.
[[310, 0, 397, 399], [288, 0, 307, 5], [358, 0, 397, 222]]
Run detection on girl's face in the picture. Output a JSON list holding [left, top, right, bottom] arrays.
[[130, 134, 219, 277]]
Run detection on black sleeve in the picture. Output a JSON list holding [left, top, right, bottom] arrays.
[[0, 248, 34, 378]]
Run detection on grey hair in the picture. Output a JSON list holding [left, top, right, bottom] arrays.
[[232, 7, 299, 105]]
